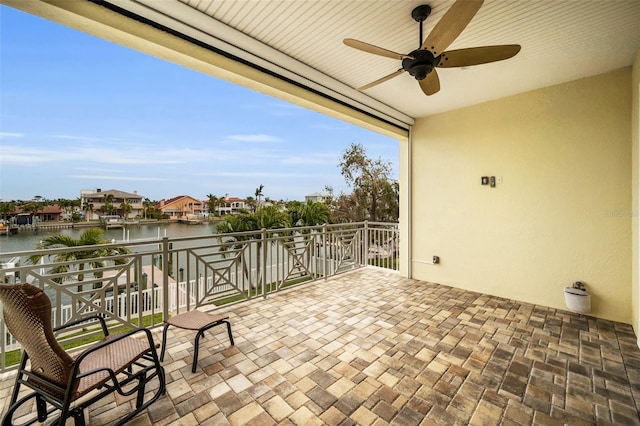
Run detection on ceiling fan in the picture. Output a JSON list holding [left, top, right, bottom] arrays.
[[343, 0, 521, 96]]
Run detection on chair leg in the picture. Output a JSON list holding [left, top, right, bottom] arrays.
[[224, 320, 235, 346], [71, 408, 86, 426], [36, 394, 48, 422], [2, 392, 47, 426], [160, 323, 170, 361], [135, 371, 147, 408], [113, 352, 166, 426], [192, 330, 206, 373]]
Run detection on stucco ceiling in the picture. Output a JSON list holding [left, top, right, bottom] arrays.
[[118, 0, 640, 120], [4, 0, 640, 127]]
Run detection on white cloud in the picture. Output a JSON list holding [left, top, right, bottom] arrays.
[[52, 134, 116, 142], [267, 102, 307, 117], [0, 132, 24, 139], [67, 175, 168, 182], [227, 134, 282, 143], [281, 153, 338, 165], [309, 123, 349, 131], [0, 143, 225, 165], [198, 171, 328, 179]]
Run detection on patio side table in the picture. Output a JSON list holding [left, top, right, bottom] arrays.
[[160, 310, 234, 373]]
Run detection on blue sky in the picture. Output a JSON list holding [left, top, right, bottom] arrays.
[[0, 6, 398, 203]]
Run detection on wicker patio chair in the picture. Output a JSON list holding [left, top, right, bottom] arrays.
[[0, 283, 166, 426]]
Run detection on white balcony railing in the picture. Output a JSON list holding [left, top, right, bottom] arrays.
[[0, 221, 398, 371]]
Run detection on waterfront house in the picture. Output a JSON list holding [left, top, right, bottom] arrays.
[[80, 188, 144, 220], [156, 195, 204, 219], [305, 192, 328, 203], [216, 195, 247, 216], [10, 204, 63, 224], [32, 204, 63, 223]]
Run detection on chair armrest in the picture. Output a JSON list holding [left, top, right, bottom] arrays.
[[54, 314, 109, 336]]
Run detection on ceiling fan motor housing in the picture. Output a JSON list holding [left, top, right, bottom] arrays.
[[402, 49, 437, 80]]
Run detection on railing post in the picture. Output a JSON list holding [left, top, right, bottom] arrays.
[[261, 228, 267, 299], [323, 224, 328, 280], [162, 237, 169, 318], [363, 221, 369, 267]]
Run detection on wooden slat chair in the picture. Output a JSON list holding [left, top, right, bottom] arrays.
[[0, 283, 166, 426]]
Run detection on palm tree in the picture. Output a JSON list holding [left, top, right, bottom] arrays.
[[255, 184, 264, 208], [0, 201, 15, 221], [103, 193, 116, 215], [286, 201, 330, 273], [121, 200, 132, 220], [83, 202, 94, 221], [142, 198, 152, 220], [216, 205, 290, 292], [98, 203, 114, 217], [245, 196, 257, 213], [207, 194, 220, 217], [288, 200, 330, 227], [30, 228, 130, 293], [21, 202, 42, 224]]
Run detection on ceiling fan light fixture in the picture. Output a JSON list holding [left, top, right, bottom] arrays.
[[343, 0, 520, 96], [402, 49, 436, 80]]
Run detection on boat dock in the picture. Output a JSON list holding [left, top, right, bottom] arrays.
[[0, 220, 18, 236]]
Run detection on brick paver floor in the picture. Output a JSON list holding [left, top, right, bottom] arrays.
[[2, 267, 639, 425]]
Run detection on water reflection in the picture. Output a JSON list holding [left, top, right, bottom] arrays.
[[0, 222, 219, 254]]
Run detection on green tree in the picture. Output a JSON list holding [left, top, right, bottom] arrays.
[[21, 202, 42, 223], [285, 200, 303, 226], [216, 205, 290, 290], [299, 200, 330, 226], [102, 193, 116, 215], [29, 228, 130, 292], [57, 199, 71, 220], [206, 194, 223, 217], [286, 200, 330, 227], [334, 143, 399, 223], [83, 202, 94, 221], [143, 198, 152, 220], [245, 196, 257, 213], [98, 202, 114, 216], [121, 200, 132, 220], [0, 202, 15, 220], [255, 184, 264, 208]]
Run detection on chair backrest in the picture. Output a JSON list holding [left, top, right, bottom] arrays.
[[0, 283, 74, 391]]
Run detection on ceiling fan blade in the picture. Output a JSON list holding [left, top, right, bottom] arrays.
[[419, 70, 440, 96], [437, 45, 521, 67], [357, 69, 405, 91], [344, 38, 412, 60], [421, 0, 484, 55]]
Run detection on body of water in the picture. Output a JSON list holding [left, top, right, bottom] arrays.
[[0, 222, 219, 254]]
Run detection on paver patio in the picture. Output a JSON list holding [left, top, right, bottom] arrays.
[[1, 267, 639, 425]]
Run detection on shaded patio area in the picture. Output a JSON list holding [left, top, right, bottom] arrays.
[[2, 267, 639, 425]]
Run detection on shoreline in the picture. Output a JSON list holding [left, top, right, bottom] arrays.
[[10, 218, 223, 233]]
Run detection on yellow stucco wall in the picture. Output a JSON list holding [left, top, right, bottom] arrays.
[[410, 68, 633, 324], [399, 138, 410, 277], [632, 50, 640, 338]]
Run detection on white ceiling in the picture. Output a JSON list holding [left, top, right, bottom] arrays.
[[149, 0, 640, 119]]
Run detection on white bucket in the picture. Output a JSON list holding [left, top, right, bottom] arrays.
[[564, 287, 591, 313]]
